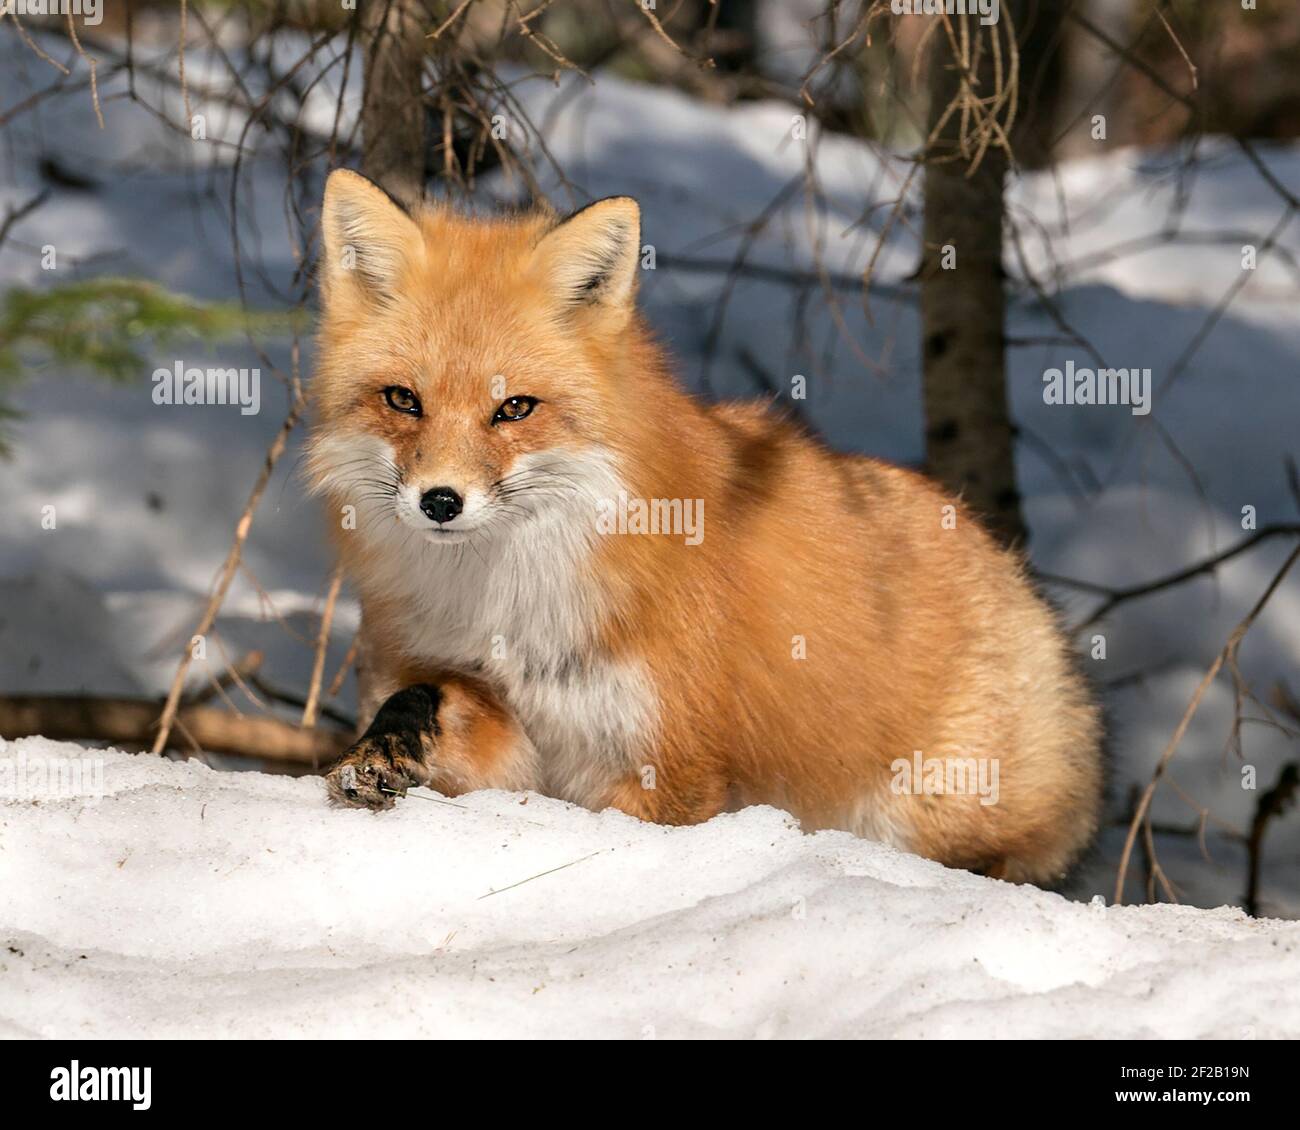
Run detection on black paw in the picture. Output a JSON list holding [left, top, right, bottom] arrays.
[[326, 733, 420, 811]]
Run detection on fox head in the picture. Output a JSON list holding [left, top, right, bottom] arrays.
[[307, 169, 642, 549]]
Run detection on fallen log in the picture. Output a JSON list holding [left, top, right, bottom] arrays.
[[0, 695, 348, 766]]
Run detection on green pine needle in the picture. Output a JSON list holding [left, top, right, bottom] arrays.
[[0, 277, 300, 453]]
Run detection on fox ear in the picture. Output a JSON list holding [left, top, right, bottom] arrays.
[[533, 197, 641, 321], [319, 169, 422, 310]]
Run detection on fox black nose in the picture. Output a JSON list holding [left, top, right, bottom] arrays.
[[419, 487, 463, 524]]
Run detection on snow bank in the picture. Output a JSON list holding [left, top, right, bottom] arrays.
[[2, 738, 1296, 1039]]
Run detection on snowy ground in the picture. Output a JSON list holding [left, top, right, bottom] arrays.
[[1, 23, 1299, 1036], [3, 738, 1298, 1039]]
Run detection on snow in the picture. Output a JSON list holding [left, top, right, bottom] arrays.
[[3, 736, 1297, 1039]]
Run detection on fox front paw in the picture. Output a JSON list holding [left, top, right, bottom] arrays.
[[326, 733, 427, 810]]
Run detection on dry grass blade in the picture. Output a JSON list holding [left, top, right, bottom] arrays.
[[477, 849, 608, 900]]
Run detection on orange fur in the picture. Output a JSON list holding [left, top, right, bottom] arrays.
[[309, 170, 1103, 886]]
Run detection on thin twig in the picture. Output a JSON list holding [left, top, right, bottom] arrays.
[[326, 631, 361, 700], [63, 10, 104, 129], [301, 564, 345, 730], [1114, 545, 1300, 905], [151, 396, 307, 755]]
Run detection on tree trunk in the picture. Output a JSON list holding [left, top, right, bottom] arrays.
[[920, 7, 1027, 548], [360, 0, 429, 203]]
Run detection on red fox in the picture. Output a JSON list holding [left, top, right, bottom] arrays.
[[309, 169, 1103, 885]]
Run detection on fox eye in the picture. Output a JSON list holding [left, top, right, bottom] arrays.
[[492, 396, 538, 424], [383, 386, 421, 416]]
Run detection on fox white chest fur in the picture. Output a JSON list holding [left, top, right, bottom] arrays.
[[329, 435, 658, 804]]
